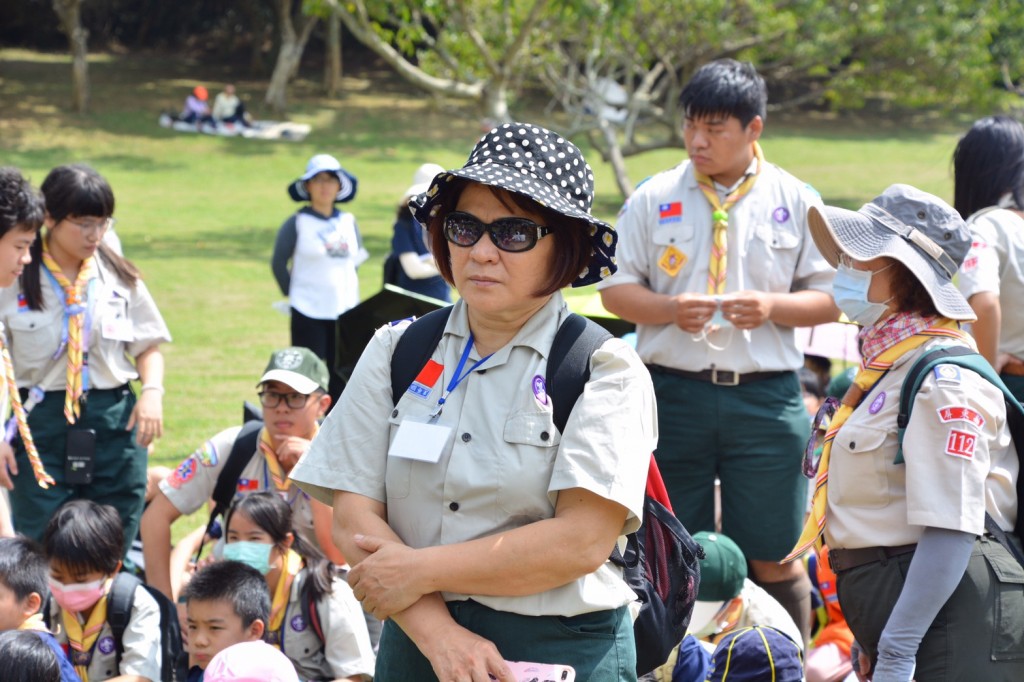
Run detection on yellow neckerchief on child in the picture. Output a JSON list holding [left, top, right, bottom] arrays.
[[784, 318, 971, 562], [0, 337, 53, 488], [258, 423, 319, 493], [268, 549, 304, 647], [40, 238, 98, 424], [62, 578, 113, 682], [694, 141, 764, 295], [18, 612, 47, 631]]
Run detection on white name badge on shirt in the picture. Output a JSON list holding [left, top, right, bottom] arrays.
[[388, 419, 451, 463]]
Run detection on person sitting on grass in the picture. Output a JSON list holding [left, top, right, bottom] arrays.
[[181, 561, 269, 682]]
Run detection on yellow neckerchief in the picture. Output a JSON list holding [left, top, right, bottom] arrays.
[[18, 612, 47, 631], [0, 337, 53, 488], [267, 549, 304, 647], [258, 423, 319, 493], [40, 237, 98, 424], [61, 578, 112, 682], [695, 141, 764, 295], [784, 318, 971, 562]]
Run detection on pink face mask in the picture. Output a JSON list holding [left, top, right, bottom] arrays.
[[48, 577, 107, 613]]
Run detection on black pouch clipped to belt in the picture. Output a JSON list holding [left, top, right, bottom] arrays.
[[65, 428, 96, 485]]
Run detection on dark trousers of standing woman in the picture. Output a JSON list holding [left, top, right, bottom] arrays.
[[8, 386, 147, 553], [290, 307, 342, 404]]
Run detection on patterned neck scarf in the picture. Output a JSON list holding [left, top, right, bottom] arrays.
[[267, 549, 303, 648], [0, 336, 52, 487], [62, 579, 111, 682], [41, 238, 97, 424], [785, 318, 970, 561], [859, 312, 937, 366], [695, 142, 764, 295]]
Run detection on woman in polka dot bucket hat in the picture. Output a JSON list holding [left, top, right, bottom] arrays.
[[291, 122, 654, 680], [412, 122, 617, 287]]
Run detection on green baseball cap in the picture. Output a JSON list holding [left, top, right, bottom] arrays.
[[257, 347, 330, 394], [694, 531, 747, 602]]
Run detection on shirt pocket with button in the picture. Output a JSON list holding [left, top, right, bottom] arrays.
[[828, 424, 893, 509], [6, 311, 59, 370], [499, 411, 560, 517], [749, 220, 801, 291], [384, 400, 428, 501]]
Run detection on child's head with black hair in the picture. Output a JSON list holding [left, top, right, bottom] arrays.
[[0, 167, 43, 289], [42, 499, 123, 615], [182, 560, 270, 670], [798, 366, 825, 417], [0, 629, 61, 682], [0, 536, 49, 631]]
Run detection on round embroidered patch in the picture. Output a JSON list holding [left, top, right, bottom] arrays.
[[97, 636, 116, 655], [773, 206, 791, 223], [290, 614, 307, 632]]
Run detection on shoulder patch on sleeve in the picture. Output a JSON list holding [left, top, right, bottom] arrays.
[[167, 456, 197, 489], [933, 364, 961, 385], [944, 428, 977, 459], [194, 441, 219, 467]]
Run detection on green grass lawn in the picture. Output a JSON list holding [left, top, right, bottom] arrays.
[[0, 48, 976, 539]]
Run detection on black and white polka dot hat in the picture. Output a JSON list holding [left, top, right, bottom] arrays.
[[411, 122, 617, 287]]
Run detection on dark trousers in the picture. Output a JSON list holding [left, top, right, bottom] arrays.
[[837, 535, 1024, 680], [374, 600, 636, 681], [290, 307, 342, 404], [9, 386, 147, 553]]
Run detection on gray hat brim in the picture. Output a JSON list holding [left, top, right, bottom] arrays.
[[808, 205, 975, 321]]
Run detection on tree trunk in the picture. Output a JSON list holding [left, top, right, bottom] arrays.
[[481, 80, 511, 126], [52, 0, 90, 113], [324, 10, 343, 97], [265, 0, 318, 115], [599, 119, 634, 199]]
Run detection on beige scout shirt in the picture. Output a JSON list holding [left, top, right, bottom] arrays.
[[957, 208, 1024, 357], [0, 257, 171, 390], [292, 292, 656, 617], [51, 583, 162, 681], [597, 159, 832, 373], [159, 426, 317, 551], [277, 569, 375, 681], [825, 339, 1018, 550]]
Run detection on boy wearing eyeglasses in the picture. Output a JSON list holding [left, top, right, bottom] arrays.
[[140, 347, 339, 604]]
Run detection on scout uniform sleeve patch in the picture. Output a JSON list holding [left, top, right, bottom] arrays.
[[194, 440, 219, 467], [933, 365, 962, 385], [167, 456, 197, 488], [944, 428, 977, 459], [936, 405, 985, 428]]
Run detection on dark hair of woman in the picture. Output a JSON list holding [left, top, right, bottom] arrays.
[[23, 164, 141, 311], [888, 261, 939, 317], [952, 115, 1024, 219], [43, 499, 124, 575], [0, 630, 61, 682], [224, 492, 335, 603], [426, 178, 594, 297]]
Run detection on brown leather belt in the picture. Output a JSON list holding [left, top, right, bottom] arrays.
[[647, 364, 790, 386], [828, 544, 917, 573]]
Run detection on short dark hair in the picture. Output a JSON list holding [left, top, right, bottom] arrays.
[[40, 164, 115, 222], [798, 367, 824, 400], [182, 561, 270, 629], [43, 500, 123, 575], [0, 630, 60, 682], [952, 115, 1024, 219], [680, 59, 767, 128], [426, 178, 593, 297], [0, 167, 44, 237], [888, 262, 939, 317], [0, 536, 48, 606]]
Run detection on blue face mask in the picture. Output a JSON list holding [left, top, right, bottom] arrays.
[[222, 541, 273, 575], [833, 263, 893, 327]]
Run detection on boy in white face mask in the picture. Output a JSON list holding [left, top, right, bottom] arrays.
[[43, 500, 162, 682]]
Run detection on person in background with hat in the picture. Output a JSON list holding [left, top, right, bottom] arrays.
[[788, 184, 1024, 681], [953, 115, 1024, 401], [271, 154, 366, 403], [385, 162, 451, 301], [704, 625, 804, 682], [180, 86, 215, 128], [290, 122, 654, 680], [599, 58, 837, 647], [141, 347, 341, 607]]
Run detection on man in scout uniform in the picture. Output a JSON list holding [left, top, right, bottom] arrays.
[[598, 59, 837, 645], [140, 347, 337, 602]]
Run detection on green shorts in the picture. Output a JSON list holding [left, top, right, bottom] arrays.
[[374, 600, 636, 681], [650, 369, 809, 561]]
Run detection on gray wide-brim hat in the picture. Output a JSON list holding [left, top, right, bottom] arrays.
[[410, 122, 617, 287], [808, 183, 975, 321]]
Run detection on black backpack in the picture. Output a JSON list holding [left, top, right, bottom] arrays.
[[391, 308, 703, 676], [896, 345, 1024, 566]]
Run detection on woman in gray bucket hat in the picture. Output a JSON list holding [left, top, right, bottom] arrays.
[[796, 184, 1024, 681], [291, 123, 654, 680]]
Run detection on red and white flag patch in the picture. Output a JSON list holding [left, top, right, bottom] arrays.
[[408, 360, 444, 399], [936, 405, 985, 429], [945, 429, 977, 459]]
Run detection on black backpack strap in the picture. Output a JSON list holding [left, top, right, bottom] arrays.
[[108, 572, 140, 665], [546, 313, 612, 434], [390, 307, 453, 405]]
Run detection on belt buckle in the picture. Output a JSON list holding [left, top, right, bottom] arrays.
[[711, 368, 740, 386]]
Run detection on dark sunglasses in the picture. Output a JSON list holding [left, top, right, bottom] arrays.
[[443, 211, 551, 253], [803, 396, 840, 478]]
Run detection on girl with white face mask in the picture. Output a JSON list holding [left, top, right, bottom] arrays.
[[43, 499, 162, 682], [222, 493, 375, 681]]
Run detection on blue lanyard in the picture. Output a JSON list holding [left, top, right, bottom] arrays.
[[43, 266, 97, 391], [431, 334, 492, 419]]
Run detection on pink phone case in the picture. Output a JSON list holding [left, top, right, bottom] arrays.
[[503, 660, 576, 682]]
